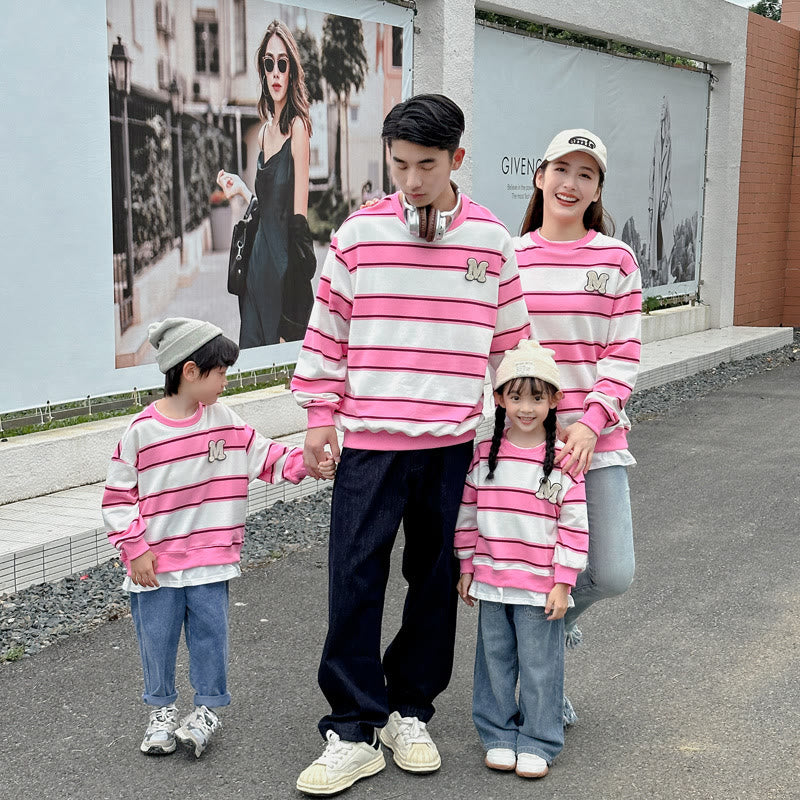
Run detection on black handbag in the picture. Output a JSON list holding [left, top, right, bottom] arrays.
[[277, 213, 317, 342], [227, 197, 259, 296]]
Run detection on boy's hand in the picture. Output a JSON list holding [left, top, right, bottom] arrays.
[[130, 551, 159, 588], [318, 456, 337, 481], [304, 426, 340, 479], [457, 573, 475, 607], [545, 583, 569, 620]]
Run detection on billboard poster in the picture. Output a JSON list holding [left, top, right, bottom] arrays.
[[107, 0, 413, 368], [472, 23, 710, 296]]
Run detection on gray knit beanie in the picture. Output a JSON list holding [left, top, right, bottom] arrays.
[[493, 339, 562, 391], [148, 317, 224, 373]]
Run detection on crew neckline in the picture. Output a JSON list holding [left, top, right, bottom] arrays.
[[531, 228, 597, 248], [148, 401, 205, 428]]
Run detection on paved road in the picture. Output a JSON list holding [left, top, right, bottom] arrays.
[[3, 361, 799, 800]]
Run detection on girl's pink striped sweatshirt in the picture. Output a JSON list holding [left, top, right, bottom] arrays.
[[455, 438, 589, 592], [515, 229, 642, 453], [102, 402, 306, 574], [291, 192, 531, 450]]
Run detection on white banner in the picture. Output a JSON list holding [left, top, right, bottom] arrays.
[[472, 23, 709, 297]]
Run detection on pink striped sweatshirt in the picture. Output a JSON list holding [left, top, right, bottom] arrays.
[[515, 229, 642, 453], [291, 192, 530, 450], [455, 438, 589, 592], [102, 402, 306, 574]]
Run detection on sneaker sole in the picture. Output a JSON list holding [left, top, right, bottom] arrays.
[[485, 758, 515, 771], [516, 764, 549, 779], [296, 750, 385, 795], [378, 730, 441, 773], [140, 741, 177, 755]]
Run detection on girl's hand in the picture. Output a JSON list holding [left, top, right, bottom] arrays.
[[457, 573, 475, 607], [545, 583, 569, 620], [216, 169, 249, 202], [130, 551, 159, 588], [555, 421, 598, 476]]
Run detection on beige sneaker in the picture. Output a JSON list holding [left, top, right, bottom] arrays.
[[378, 711, 441, 773], [296, 730, 385, 795]]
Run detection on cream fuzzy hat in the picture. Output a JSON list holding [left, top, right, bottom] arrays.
[[148, 317, 223, 373], [493, 339, 562, 391]]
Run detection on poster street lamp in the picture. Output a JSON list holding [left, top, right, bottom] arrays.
[[110, 37, 135, 321]]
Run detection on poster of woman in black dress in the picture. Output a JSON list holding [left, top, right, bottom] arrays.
[[217, 19, 314, 348]]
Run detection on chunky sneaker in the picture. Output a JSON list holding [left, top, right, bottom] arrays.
[[140, 704, 180, 755], [174, 705, 221, 758], [296, 730, 385, 795], [378, 711, 441, 773], [485, 747, 516, 771], [515, 752, 549, 778]]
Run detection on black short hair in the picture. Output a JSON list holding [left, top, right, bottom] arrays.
[[164, 333, 239, 396], [381, 94, 465, 155]]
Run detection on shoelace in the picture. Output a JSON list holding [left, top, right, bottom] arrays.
[[187, 708, 219, 737], [147, 706, 178, 732], [316, 730, 357, 767], [395, 716, 430, 745]]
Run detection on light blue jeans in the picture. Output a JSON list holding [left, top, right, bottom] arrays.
[[472, 601, 564, 763], [564, 465, 635, 630], [129, 581, 231, 709]]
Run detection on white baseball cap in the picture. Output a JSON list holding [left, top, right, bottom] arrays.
[[543, 128, 607, 173]]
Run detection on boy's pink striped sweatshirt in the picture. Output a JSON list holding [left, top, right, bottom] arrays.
[[455, 438, 589, 592], [291, 192, 531, 450], [102, 402, 306, 573], [515, 229, 642, 453]]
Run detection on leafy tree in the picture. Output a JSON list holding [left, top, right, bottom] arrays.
[[295, 28, 323, 104], [749, 0, 781, 20], [321, 15, 368, 209]]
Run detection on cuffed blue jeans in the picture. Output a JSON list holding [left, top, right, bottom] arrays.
[[129, 581, 231, 709], [472, 601, 564, 763], [317, 442, 474, 742], [564, 465, 635, 629]]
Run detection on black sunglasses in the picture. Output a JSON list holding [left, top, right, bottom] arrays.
[[263, 55, 289, 74]]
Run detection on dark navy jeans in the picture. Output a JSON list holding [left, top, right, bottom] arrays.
[[317, 442, 474, 742]]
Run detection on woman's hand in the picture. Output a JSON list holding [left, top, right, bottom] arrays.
[[130, 551, 159, 588], [216, 170, 251, 203], [555, 421, 598, 476]]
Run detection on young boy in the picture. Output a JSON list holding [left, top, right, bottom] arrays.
[[291, 94, 531, 795], [102, 317, 333, 758]]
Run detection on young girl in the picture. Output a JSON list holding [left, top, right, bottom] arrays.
[[514, 130, 642, 722], [455, 340, 588, 778]]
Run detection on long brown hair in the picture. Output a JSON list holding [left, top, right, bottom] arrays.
[[256, 20, 312, 137], [520, 159, 614, 237]]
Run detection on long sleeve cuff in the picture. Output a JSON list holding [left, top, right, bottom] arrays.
[[119, 538, 151, 566], [307, 405, 336, 429], [579, 403, 610, 437], [553, 564, 580, 587]]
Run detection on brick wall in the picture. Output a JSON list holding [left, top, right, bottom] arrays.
[[734, 12, 800, 326]]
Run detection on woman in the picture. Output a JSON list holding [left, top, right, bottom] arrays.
[[514, 129, 642, 723], [217, 19, 314, 347]]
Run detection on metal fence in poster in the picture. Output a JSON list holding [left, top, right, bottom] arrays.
[[472, 22, 710, 298]]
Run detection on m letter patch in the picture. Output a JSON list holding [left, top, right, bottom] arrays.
[[465, 257, 488, 283], [208, 439, 227, 462]]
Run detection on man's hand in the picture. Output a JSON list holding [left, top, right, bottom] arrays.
[[130, 551, 159, 588], [303, 426, 340, 479], [555, 422, 598, 476]]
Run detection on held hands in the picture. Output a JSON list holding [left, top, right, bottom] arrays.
[[317, 454, 337, 481], [216, 169, 249, 202], [545, 583, 570, 620], [457, 573, 475, 607], [555, 421, 598, 476], [130, 551, 159, 588], [303, 426, 341, 480]]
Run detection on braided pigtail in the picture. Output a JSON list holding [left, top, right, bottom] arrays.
[[542, 406, 558, 479], [486, 405, 506, 480]]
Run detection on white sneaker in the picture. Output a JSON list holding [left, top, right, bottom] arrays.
[[140, 704, 180, 755], [378, 711, 441, 773], [174, 705, 221, 758], [296, 730, 385, 795], [485, 747, 516, 771], [516, 752, 549, 778]]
